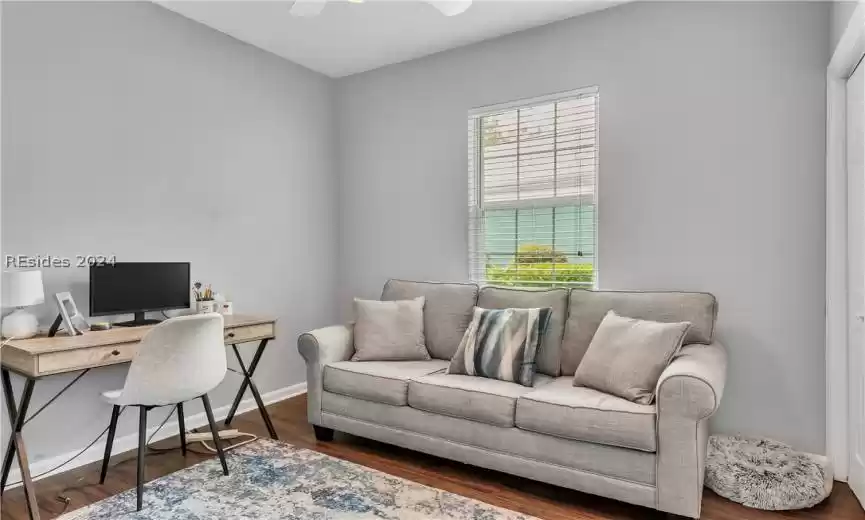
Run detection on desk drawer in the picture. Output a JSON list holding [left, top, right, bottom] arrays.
[[224, 323, 274, 344], [39, 343, 137, 375]]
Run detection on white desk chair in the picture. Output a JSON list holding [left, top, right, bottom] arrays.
[[97, 313, 229, 511]]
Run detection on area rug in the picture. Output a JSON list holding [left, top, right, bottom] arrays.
[[59, 439, 538, 519]]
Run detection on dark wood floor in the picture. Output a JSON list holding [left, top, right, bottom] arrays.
[[1, 394, 863, 520]]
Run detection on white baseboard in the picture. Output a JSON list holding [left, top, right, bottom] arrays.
[[5, 383, 307, 488]]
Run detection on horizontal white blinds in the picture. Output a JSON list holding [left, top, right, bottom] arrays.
[[468, 87, 598, 288]]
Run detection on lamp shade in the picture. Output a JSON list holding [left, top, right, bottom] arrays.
[[2, 270, 45, 307]]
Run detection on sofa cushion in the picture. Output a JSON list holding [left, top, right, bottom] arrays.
[[573, 311, 690, 404], [477, 286, 569, 377], [352, 297, 430, 361], [382, 279, 479, 360], [561, 290, 717, 375], [321, 391, 657, 486], [448, 306, 552, 386], [323, 360, 449, 406], [408, 373, 552, 427], [516, 377, 657, 452]]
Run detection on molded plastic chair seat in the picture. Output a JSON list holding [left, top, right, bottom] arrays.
[[98, 313, 229, 511]]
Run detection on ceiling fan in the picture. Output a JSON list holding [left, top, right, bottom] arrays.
[[289, 0, 473, 18]]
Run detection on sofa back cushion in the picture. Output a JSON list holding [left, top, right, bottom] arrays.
[[477, 286, 569, 376], [561, 290, 718, 375], [381, 279, 479, 360]]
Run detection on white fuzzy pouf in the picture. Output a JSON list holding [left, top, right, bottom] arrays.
[[705, 435, 833, 510]]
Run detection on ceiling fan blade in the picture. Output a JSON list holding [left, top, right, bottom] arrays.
[[426, 0, 472, 16], [290, 0, 326, 17]]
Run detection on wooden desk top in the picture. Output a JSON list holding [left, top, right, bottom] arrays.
[[1, 314, 276, 378]]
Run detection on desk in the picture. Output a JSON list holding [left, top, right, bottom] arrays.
[[0, 314, 278, 520]]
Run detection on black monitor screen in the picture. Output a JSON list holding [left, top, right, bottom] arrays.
[[89, 262, 190, 316]]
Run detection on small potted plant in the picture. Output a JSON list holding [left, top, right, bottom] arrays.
[[193, 281, 217, 313]]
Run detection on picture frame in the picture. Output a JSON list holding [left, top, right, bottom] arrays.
[[49, 291, 90, 337]]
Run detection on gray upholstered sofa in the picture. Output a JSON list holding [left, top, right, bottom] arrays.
[[298, 280, 727, 519]]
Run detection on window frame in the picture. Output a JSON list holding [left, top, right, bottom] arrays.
[[467, 85, 600, 289]]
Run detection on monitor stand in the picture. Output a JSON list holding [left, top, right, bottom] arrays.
[[114, 312, 162, 327]]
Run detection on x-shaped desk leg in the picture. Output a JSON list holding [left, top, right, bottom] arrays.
[[224, 339, 278, 439], [1, 368, 41, 519]]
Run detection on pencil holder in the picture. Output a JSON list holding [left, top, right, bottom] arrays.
[[196, 301, 217, 314]]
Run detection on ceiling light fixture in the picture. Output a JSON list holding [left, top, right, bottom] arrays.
[[426, 1, 472, 16], [289, 0, 472, 18]]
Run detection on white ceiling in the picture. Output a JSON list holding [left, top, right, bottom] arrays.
[[157, 1, 621, 78]]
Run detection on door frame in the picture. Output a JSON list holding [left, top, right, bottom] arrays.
[[828, 3, 865, 482]]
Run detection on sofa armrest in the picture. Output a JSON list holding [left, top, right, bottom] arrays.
[[297, 324, 354, 425], [657, 342, 727, 420], [655, 341, 728, 519]]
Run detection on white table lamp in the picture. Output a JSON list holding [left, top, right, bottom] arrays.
[[2, 270, 44, 339]]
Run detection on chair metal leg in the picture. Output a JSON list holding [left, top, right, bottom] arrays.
[[99, 405, 121, 484], [176, 403, 187, 456], [201, 394, 228, 476], [136, 406, 147, 512]]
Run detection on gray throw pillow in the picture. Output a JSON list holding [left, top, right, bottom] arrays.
[[573, 310, 690, 404], [352, 297, 430, 361], [448, 306, 552, 387]]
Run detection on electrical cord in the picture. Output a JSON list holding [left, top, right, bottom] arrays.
[[52, 405, 180, 508], [7, 404, 176, 489], [55, 422, 255, 511], [53, 406, 186, 512], [199, 431, 258, 454], [8, 367, 253, 487], [147, 405, 177, 445], [7, 357, 252, 486], [135, 405, 182, 454], [5, 406, 128, 488], [0, 341, 90, 428], [4, 344, 256, 506], [23, 370, 90, 426]]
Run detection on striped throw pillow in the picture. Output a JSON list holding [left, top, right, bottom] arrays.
[[448, 306, 552, 387]]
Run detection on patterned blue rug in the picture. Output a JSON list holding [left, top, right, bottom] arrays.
[[59, 439, 538, 519]]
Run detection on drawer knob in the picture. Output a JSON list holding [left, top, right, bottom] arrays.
[[111, 350, 120, 356], [226, 332, 235, 338]]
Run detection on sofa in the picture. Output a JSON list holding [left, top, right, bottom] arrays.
[[297, 279, 727, 519]]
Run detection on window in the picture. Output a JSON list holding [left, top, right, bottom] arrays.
[[468, 86, 598, 288]]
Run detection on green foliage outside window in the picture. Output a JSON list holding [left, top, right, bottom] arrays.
[[513, 244, 569, 264], [485, 244, 594, 288]]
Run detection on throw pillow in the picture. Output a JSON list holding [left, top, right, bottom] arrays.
[[448, 306, 552, 387], [352, 297, 430, 361], [573, 310, 690, 404]]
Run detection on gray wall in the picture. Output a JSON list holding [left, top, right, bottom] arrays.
[[336, 2, 830, 453], [1, 2, 337, 463], [0, 0, 833, 469], [831, 1, 857, 53]]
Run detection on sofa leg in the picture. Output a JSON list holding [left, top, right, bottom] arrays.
[[313, 425, 334, 441]]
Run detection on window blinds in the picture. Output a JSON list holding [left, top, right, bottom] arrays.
[[468, 86, 599, 288]]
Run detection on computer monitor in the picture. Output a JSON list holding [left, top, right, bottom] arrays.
[[90, 262, 191, 326]]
